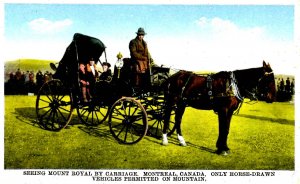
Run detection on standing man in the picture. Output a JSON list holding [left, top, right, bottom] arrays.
[[129, 27, 152, 86]]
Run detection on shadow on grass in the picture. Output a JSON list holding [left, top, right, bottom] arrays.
[[143, 134, 217, 154], [14, 107, 42, 129], [14, 107, 81, 130], [236, 113, 294, 126], [14, 107, 116, 142], [186, 141, 216, 154], [77, 125, 115, 143]]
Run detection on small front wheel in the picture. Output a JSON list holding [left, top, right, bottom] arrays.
[[77, 101, 109, 126], [146, 95, 176, 138], [108, 97, 148, 144]]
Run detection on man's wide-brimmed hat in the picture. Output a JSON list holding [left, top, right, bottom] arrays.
[[136, 27, 146, 35]]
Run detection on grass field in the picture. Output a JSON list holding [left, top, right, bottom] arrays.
[[4, 95, 294, 170]]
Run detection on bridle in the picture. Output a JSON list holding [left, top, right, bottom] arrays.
[[242, 71, 274, 103]]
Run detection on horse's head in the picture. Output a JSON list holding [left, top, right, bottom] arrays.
[[257, 61, 276, 103]]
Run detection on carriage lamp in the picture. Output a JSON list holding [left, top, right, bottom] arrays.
[[115, 52, 124, 78]]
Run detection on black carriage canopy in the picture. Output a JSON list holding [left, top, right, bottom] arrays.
[[66, 33, 106, 64], [53, 33, 106, 79], [73, 33, 106, 64]]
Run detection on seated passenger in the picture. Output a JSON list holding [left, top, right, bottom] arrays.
[[99, 62, 112, 81], [87, 58, 98, 97], [79, 63, 90, 102]]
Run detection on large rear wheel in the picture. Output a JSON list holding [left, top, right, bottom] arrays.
[[36, 79, 73, 131]]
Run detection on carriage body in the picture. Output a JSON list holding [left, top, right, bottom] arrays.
[[35, 33, 175, 144]]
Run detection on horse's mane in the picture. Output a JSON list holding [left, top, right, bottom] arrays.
[[212, 71, 230, 79]]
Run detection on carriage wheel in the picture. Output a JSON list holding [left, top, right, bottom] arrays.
[[77, 101, 109, 126], [108, 97, 148, 144], [36, 79, 73, 131], [146, 96, 176, 138]]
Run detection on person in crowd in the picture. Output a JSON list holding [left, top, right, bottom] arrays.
[[291, 78, 295, 95], [285, 77, 291, 94], [280, 78, 285, 92], [25, 71, 36, 94], [277, 78, 281, 91], [24, 71, 30, 83], [6, 72, 16, 94], [36, 70, 44, 90], [15, 68, 22, 81]]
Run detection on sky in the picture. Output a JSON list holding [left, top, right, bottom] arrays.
[[3, 2, 298, 75]]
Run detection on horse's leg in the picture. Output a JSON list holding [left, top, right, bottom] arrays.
[[216, 108, 234, 155], [162, 100, 173, 146], [175, 101, 187, 146]]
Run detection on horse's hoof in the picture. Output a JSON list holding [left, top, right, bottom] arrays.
[[216, 150, 230, 156], [179, 141, 187, 147], [162, 140, 168, 146]]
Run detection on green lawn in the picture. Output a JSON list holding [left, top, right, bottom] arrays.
[[4, 95, 294, 170]]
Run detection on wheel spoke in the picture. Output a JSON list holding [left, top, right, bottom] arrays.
[[58, 106, 72, 113], [80, 108, 88, 116], [91, 110, 95, 125], [84, 111, 91, 123], [130, 123, 142, 135], [57, 94, 66, 101], [51, 109, 57, 130], [110, 115, 125, 121], [122, 102, 128, 116], [38, 105, 51, 111], [39, 98, 52, 104], [46, 110, 53, 125], [129, 127, 135, 142], [116, 123, 126, 138], [39, 108, 52, 119], [156, 120, 162, 135], [123, 126, 129, 142], [94, 111, 100, 124], [113, 107, 126, 118], [56, 106, 68, 122], [129, 106, 139, 116]]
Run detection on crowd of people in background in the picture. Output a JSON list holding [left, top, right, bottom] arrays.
[[277, 77, 295, 95], [5, 63, 112, 96], [276, 77, 295, 102], [4, 69, 53, 95]]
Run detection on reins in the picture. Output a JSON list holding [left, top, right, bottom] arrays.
[[180, 72, 193, 99]]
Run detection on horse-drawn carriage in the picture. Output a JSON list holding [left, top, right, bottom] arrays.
[[36, 33, 174, 144], [36, 33, 276, 154]]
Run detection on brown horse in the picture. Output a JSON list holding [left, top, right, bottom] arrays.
[[162, 61, 276, 155]]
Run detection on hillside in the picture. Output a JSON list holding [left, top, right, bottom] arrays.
[[5, 59, 56, 73]]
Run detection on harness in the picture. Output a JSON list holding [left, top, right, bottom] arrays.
[[181, 72, 243, 101], [180, 72, 244, 113], [180, 73, 193, 99]]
